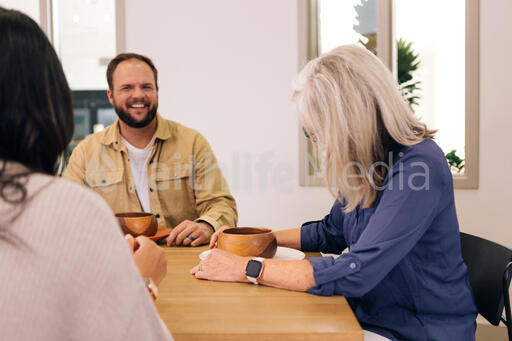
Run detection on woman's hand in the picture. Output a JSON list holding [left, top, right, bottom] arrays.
[[125, 234, 167, 286], [208, 225, 232, 249], [190, 248, 250, 283]]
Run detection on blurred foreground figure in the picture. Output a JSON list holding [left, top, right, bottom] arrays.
[[0, 7, 172, 341]]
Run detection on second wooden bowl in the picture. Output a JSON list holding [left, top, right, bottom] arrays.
[[217, 227, 277, 258]]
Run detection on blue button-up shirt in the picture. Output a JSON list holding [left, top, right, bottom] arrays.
[[301, 139, 477, 341]]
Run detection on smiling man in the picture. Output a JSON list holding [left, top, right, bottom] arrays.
[[64, 53, 237, 246]]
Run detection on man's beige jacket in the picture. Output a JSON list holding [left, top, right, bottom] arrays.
[[63, 113, 237, 230]]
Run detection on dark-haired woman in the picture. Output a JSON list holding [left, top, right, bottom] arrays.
[[0, 8, 172, 341]]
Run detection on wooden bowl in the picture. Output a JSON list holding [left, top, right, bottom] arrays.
[[217, 227, 277, 258], [115, 212, 158, 237]]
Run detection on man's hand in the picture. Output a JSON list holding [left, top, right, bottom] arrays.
[[166, 220, 214, 247], [125, 234, 167, 286]]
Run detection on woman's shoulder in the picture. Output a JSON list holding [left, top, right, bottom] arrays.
[[31, 173, 112, 211], [26, 173, 118, 233], [402, 139, 447, 164], [389, 139, 452, 188]]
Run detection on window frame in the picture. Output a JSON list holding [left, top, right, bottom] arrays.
[[298, 0, 479, 189], [37, 0, 125, 53]]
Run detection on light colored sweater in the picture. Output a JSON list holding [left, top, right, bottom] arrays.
[[0, 166, 173, 341]]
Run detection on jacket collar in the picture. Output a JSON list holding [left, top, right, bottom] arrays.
[[101, 112, 171, 150]]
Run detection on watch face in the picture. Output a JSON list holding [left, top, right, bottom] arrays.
[[245, 259, 263, 278]]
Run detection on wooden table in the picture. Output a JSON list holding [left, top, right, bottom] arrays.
[[156, 246, 363, 341]]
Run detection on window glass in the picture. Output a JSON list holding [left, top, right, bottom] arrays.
[[319, 0, 377, 54], [53, 0, 116, 90], [395, 0, 466, 173]]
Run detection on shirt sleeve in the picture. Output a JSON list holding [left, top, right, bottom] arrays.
[[300, 200, 347, 254], [191, 133, 238, 230], [307, 149, 450, 297]]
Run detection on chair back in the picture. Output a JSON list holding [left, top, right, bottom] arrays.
[[460, 232, 512, 326]]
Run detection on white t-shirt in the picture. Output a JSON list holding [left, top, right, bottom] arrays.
[[120, 136, 154, 213]]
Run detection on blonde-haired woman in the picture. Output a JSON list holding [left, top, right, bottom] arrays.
[[191, 45, 477, 341]]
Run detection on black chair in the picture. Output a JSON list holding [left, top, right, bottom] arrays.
[[460, 232, 512, 340]]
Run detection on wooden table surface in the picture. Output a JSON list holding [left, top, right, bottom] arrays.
[[156, 246, 363, 341]]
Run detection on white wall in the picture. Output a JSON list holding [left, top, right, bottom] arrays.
[[125, 0, 333, 229], [125, 0, 512, 244], [0, 0, 40, 24], [454, 0, 512, 247]]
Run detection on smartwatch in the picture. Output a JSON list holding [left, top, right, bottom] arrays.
[[245, 257, 264, 284]]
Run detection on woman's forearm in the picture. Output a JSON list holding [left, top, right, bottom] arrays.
[[275, 228, 301, 250], [191, 248, 316, 292], [264, 228, 315, 291], [192, 228, 315, 293], [258, 259, 316, 292]]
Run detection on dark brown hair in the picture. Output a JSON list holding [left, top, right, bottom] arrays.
[[106, 53, 159, 90], [0, 7, 74, 243], [0, 7, 73, 177]]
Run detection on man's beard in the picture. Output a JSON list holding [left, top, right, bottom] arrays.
[[113, 99, 158, 128]]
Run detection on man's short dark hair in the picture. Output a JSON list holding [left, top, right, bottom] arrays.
[[106, 53, 158, 90]]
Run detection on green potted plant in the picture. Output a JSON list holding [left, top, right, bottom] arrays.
[[397, 38, 422, 109], [446, 150, 465, 174]]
